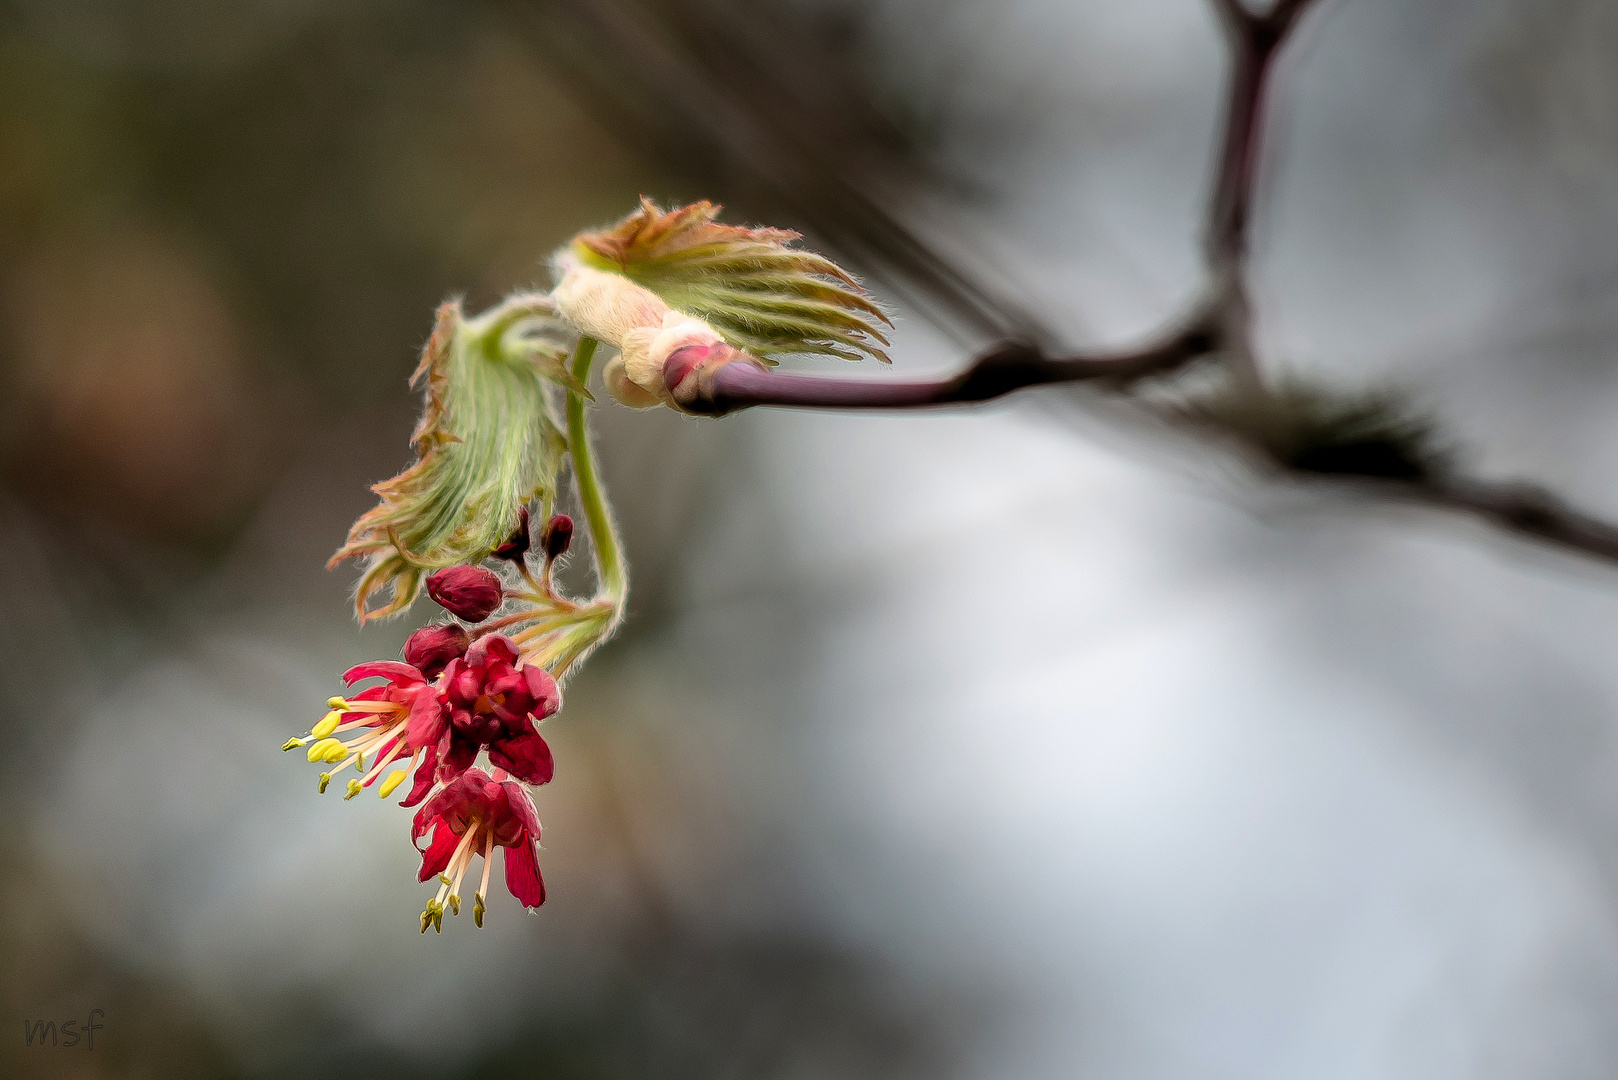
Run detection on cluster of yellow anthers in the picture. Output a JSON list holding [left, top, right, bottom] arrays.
[[285, 695, 414, 800], [296, 199, 890, 931]]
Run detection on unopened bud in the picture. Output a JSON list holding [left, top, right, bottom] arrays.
[[493, 506, 532, 563], [541, 515, 573, 562], [403, 623, 471, 679], [425, 565, 504, 622]]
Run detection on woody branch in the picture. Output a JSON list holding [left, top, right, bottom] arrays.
[[662, 0, 1618, 569]]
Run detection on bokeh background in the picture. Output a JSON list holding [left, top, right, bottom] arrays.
[[5, 0, 1618, 1077]]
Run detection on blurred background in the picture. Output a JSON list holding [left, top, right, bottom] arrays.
[[5, 0, 1618, 1077]]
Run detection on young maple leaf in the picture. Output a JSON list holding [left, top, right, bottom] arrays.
[[567, 198, 892, 365], [330, 294, 581, 621]]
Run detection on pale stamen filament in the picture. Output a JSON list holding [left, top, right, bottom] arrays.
[[435, 826, 480, 915], [359, 735, 410, 787]]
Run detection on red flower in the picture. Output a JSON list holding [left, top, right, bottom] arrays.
[[425, 565, 504, 622], [284, 659, 446, 803], [411, 634, 557, 794], [413, 767, 545, 930]]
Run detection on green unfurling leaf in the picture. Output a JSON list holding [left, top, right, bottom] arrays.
[[330, 293, 578, 621], [571, 198, 892, 364]]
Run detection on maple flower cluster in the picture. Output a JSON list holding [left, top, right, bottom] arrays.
[[292, 199, 889, 934], [286, 536, 573, 931]]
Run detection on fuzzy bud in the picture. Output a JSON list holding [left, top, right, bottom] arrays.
[[425, 565, 504, 622], [541, 514, 574, 562], [493, 505, 532, 563], [403, 623, 472, 678]]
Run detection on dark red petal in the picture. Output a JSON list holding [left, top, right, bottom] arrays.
[[417, 820, 461, 881], [405, 689, 446, 750], [522, 666, 560, 717], [402, 624, 471, 679], [488, 730, 554, 787], [485, 671, 524, 698], [412, 772, 465, 842], [466, 634, 518, 669], [401, 744, 439, 808], [503, 838, 546, 908], [342, 661, 423, 686], [502, 781, 543, 840], [437, 732, 479, 781], [449, 666, 481, 706]]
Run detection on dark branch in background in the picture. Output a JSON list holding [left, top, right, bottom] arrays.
[[503, 0, 1618, 568], [679, 319, 1222, 415]]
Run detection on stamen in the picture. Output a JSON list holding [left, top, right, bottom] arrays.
[[360, 736, 408, 788], [328, 696, 348, 710], [282, 737, 308, 752], [475, 831, 494, 928], [336, 700, 403, 715], [448, 835, 477, 916], [428, 827, 481, 924], [311, 711, 344, 739], [318, 772, 332, 794], [306, 738, 343, 763], [379, 770, 408, 798], [343, 779, 363, 800]]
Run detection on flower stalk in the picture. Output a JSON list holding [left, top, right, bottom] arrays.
[[566, 336, 627, 604]]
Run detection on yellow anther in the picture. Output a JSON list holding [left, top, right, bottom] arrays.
[[379, 770, 407, 798], [306, 738, 341, 763], [281, 737, 308, 752], [318, 772, 332, 794], [473, 892, 486, 929], [327, 697, 348, 710], [438, 873, 452, 887], [420, 909, 432, 934], [311, 711, 343, 740], [344, 779, 363, 800], [448, 894, 460, 916], [322, 741, 348, 763], [354, 752, 365, 771]]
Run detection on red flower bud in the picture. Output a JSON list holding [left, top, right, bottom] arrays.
[[492, 506, 531, 563], [541, 514, 573, 562], [402, 623, 471, 679], [425, 565, 504, 622]]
